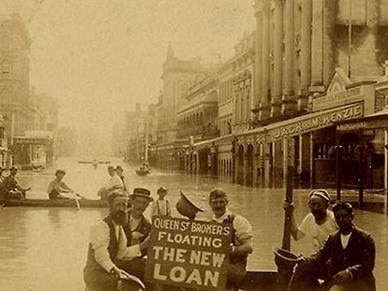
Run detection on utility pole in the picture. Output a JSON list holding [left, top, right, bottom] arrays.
[[347, 0, 353, 78]]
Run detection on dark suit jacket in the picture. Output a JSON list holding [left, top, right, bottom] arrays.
[[306, 226, 375, 290]]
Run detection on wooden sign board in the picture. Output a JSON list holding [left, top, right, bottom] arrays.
[[145, 216, 232, 290]]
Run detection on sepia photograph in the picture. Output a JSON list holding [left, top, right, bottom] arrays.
[[0, 0, 387, 290]]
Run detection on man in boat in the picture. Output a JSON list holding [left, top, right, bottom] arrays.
[[84, 190, 149, 291], [119, 187, 153, 281], [291, 202, 375, 291], [284, 189, 338, 254], [115, 166, 127, 192], [3, 166, 31, 199], [208, 188, 253, 287], [47, 169, 74, 200], [97, 166, 124, 200]]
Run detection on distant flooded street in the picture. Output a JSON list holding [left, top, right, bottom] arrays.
[[0, 157, 387, 290]]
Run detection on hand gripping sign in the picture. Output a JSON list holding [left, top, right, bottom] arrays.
[[145, 216, 232, 290]]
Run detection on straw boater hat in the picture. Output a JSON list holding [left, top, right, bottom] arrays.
[[128, 187, 154, 201], [176, 191, 204, 220]]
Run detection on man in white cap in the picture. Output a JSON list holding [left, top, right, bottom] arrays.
[[284, 189, 338, 254]]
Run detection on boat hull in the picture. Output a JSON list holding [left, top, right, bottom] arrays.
[[3, 198, 107, 208], [135, 169, 149, 176]]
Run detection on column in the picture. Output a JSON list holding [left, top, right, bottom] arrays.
[[254, 2, 263, 107], [273, 140, 283, 187], [271, 0, 283, 118], [283, 137, 296, 187], [282, 0, 296, 115], [309, 132, 315, 188], [299, 133, 311, 186], [384, 129, 388, 213], [260, 0, 271, 121], [311, 0, 323, 86], [298, 0, 312, 111], [264, 142, 271, 188]]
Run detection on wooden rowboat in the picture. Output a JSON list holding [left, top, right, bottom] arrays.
[[135, 169, 150, 176], [2, 198, 107, 208]]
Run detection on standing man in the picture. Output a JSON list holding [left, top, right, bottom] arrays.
[[84, 190, 148, 291], [3, 166, 31, 199], [284, 189, 338, 254], [47, 169, 73, 200], [119, 187, 153, 280], [151, 187, 171, 217], [292, 202, 376, 291], [209, 189, 253, 287], [97, 166, 124, 200], [115, 166, 127, 192]]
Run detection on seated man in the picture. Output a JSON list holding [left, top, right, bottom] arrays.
[[291, 202, 376, 291], [208, 189, 253, 287], [97, 166, 124, 200], [284, 189, 338, 254], [3, 166, 31, 199], [47, 169, 73, 200], [84, 191, 148, 291], [119, 188, 153, 281]]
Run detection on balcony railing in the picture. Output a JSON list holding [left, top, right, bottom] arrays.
[[177, 123, 220, 140]]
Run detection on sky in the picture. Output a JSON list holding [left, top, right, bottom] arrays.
[[0, 0, 255, 138]]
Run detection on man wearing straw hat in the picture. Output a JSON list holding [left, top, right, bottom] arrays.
[[284, 189, 338, 254], [118, 187, 153, 281], [84, 190, 148, 291], [209, 188, 253, 287]]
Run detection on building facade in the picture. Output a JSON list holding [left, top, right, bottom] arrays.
[[150, 0, 388, 192]]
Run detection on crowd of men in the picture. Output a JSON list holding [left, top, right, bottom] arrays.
[[83, 166, 376, 291]]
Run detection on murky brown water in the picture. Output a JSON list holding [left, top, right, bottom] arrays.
[[0, 157, 387, 290]]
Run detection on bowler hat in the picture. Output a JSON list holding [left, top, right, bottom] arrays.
[[176, 191, 203, 220], [128, 187, 153, 201]]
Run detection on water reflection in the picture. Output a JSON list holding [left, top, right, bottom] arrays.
[[0, 157, 387, 290]]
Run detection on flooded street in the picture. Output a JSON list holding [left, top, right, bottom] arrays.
[[0, 157, 387, 290]]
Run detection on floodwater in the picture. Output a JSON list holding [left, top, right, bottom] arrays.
[[0, 157, 387, 291]]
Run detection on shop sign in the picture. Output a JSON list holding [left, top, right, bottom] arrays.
[[337, 122, 366, 131], [313, 86, 363, 111], [145, 216, 232, 290], [269, 103, 364, 140]]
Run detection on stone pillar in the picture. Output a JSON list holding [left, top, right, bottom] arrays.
[[298, 0, 312, 111], [273, 140, 283, 187], [310, 132, 315, 188], [299, 133, 311, 186], [385, 129, 388, 213], [322, 0, 335, 87], [271, 0, 283, 118], [264, 142, 272, 188], [282, 0, 296, 115], [283, 137, 296, 186], [311, 0, 323, 86], [254, 2, 263, 107], [260, 0, 271, 121]]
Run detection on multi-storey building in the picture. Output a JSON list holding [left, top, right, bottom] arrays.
[[152, 1, 388, 192]]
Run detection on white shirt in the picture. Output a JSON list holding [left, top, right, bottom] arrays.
[[341, 232, 352, 249], [89, 219, 141, 272], [298, 210, 338, 252], [104, 174, 124, 190], [212, 210, 253, 245], [151, 199, 171, 217]]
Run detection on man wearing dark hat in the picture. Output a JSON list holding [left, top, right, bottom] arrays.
[[3, 166, 31, 199], [291, 202, 376, 291], [119, 187, 153, 280], [209, 189, 253, 287], [84, 190, 148, 291], [115, 165, 127, 192], [47, 169, 74, 200], [284, 189, 338, 254]]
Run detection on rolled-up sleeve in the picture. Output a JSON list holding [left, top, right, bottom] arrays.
[[234, 215, 253, 244], [89, 221, 115, 272]]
